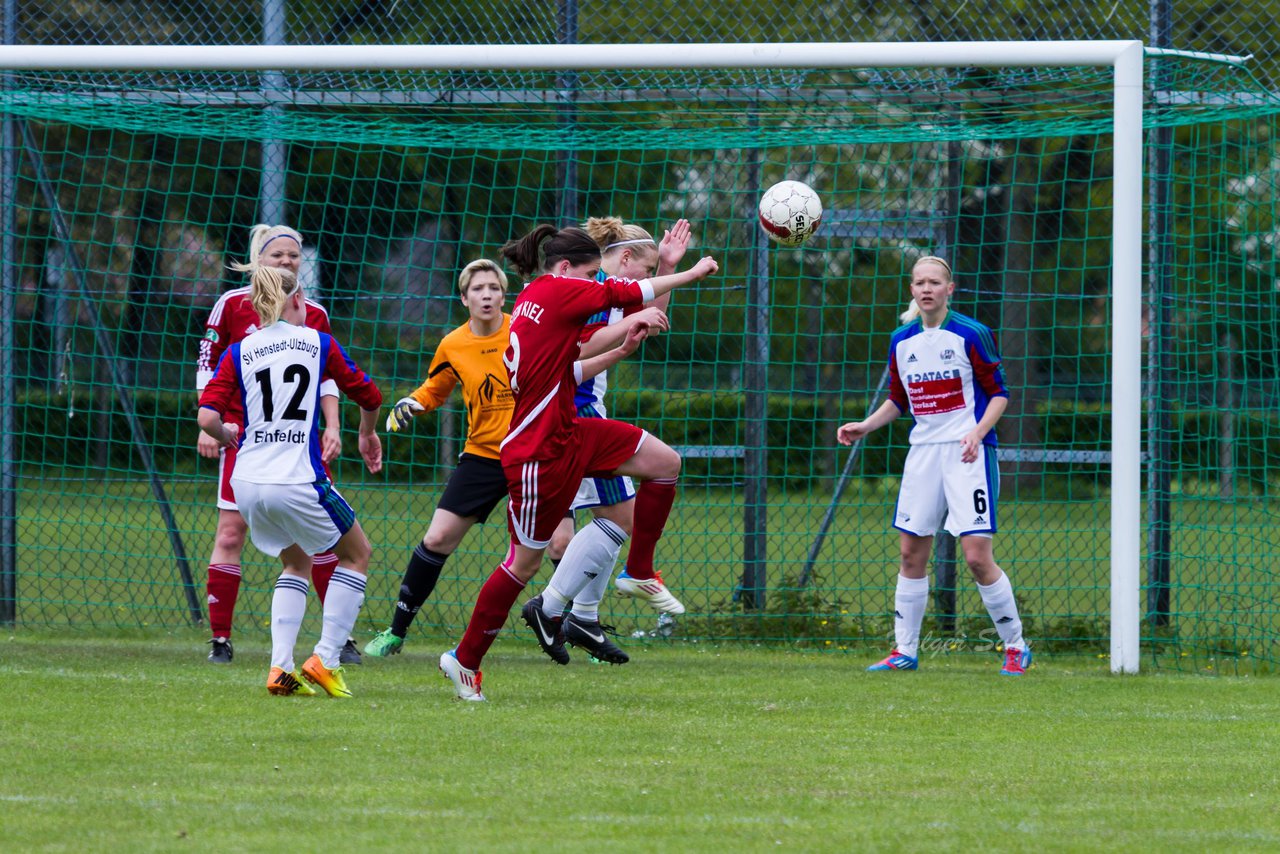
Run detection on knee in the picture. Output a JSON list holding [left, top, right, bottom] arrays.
[[421, 530, 450, 554], [214, 519, 246, 553], [656, 447, 682, 480], [547, 530, 573, 562], [337, 533, 372, 571]]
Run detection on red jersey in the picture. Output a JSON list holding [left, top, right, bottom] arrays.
[[195, 286, 338, 420], [500, 273, 653, 465]]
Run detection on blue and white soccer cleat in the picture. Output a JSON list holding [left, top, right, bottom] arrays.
[[866, 649, 919, 671]]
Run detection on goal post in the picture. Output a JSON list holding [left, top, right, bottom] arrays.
[[0, 41, 1147, 670]]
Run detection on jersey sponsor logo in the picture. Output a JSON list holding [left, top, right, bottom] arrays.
[[479, 372, 510, 403], [512, 301, 546, 324], [204, 329, 219, 343], [907, 373, 965, 415], [481, 347, 500, 354]]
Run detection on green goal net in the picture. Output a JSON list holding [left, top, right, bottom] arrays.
[[1, 47, 1278, 672]]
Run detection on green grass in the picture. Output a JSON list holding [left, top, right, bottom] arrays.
[[10, 478, 1280, 670], [3, 635, 1279, 851]]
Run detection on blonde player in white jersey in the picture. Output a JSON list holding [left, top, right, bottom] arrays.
[[198, 266, 384, 698], [837, 256, 1032, 676]]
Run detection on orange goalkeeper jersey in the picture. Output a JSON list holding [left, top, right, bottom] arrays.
[[409, 314, 514, 460]]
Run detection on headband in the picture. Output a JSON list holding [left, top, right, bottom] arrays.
[[260, 233, 302, 253], [604, 237, 656, 251], [915, 255, 952, 275]]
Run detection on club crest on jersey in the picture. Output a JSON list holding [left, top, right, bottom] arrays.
[[204, 329, 219, 343], [940, 349, 956, 361]]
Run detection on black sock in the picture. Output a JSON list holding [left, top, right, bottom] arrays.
[[389, 543, 449, 637]]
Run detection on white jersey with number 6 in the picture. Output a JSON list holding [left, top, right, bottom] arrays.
[[199, 321, 381, 486]]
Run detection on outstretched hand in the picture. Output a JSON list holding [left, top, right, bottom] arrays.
[[658, 219, 692, 272], [690, 255, 718, 279]]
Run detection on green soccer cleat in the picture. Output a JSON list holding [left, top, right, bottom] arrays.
[[363, 628, 405, 658]]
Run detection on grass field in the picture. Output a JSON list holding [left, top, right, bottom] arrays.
[[3, 634, 1278, 851], [11, 477, 1280, 670]]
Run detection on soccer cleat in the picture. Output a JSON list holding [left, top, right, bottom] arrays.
[[207, 637, 234, 664], [563, 614, 629, 665], [301, 653, 353, 698], [439, 650, 485, 702], [866, 649, 919, 671], [339, 638, 363, 666], [363, 628, 405, 658], [521, 595, 570, 665], [267, 666, 317, 696], [615, 569, 686, 615], [1000, 646, 1032, 676]]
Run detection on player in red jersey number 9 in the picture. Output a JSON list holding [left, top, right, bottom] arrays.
[[439, 225, 717, 701]]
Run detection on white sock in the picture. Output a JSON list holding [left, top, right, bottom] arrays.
[[271, 574, 309, 671], [543, 518, 627, 619], [977, 570, 1026, 651], [313, 566, 365, 668], [894, 574, 930, 658], [570, 519, 627, 621]]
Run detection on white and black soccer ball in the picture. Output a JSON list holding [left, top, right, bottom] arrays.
[[758, 180, 822, 247]]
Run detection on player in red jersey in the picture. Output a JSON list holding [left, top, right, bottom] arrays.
[[439, 224, 717, 701], [194, 224, 360, 666]]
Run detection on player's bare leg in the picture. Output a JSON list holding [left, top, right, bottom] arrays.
[[612, 436, 685, 614]]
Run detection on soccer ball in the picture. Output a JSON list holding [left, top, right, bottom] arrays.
[[758, 180, 822, 247]]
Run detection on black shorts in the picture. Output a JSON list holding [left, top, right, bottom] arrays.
[[437, 453, 509, 523]]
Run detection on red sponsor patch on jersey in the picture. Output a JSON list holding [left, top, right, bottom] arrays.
[[907, 377, 965, 415]]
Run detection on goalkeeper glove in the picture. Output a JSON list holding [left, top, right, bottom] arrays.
[[385, 397, 425, 433]]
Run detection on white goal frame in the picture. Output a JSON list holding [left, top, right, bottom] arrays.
[[0, 41, 1145, 673]]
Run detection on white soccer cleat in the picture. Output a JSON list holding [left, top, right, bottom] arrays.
[[439, 650, 486, 702], [615, 570, 686, 615]]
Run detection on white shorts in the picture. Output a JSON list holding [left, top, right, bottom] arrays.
[[231, 478, 356, 557], [893, 442, 998, 538]]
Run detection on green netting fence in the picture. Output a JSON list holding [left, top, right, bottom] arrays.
[[2, 51, 1279, 672]]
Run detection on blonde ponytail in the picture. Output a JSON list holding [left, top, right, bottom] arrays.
[[229, 224, 304, 273], [250, 266, 300, 326]]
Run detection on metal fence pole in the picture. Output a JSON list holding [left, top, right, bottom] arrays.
[[260, 0, 287, 225], [0, 0, 17, 624]]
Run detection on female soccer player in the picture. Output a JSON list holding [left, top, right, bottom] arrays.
[[439, 225, 717, 701], [198, 266, 383, 697], [523, 217, 690, 666], [195, 224, 360, 666], [366, 257, 669, 659], [836, 256, 1031, 676], [361, 259, 516, 657]]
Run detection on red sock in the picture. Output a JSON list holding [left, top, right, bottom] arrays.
[[311, 552, 338, 605], [206, 564, 242, 638], [454, 566, 526, 670], [625, 477, 677, 580]]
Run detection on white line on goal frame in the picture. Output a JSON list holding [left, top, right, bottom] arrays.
[[0, 40, 1145, 673]]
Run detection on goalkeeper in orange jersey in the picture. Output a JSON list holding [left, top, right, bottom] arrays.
[[363, 259, 517, 657]]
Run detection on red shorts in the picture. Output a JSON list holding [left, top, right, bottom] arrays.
[[217, 443, 239, 511], [504, 418, 646, 548]]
